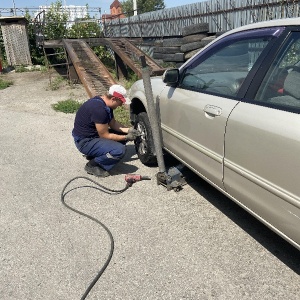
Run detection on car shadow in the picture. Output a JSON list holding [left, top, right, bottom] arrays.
[[124, 144, 140, 163], [110, 162, 139, 175], [170, 164, 300, 274]]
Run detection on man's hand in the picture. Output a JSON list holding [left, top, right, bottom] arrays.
[[125, 128, 140, 141]]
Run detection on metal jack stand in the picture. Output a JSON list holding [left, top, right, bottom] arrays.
[[156, 164, 187, 192], [140, 56, 186, 192]]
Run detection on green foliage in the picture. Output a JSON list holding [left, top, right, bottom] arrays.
[[22, 1, 106, 66], [25, 10, 45, 65], [51, 99, 82, 113], [123, 70, 139, 89], [115, 106, 131, 126], [0, 77, 13, 89], [68, 17, 101, 38], [24, 2, 69, 66], [0, 25, 5, 63], [44, 0, 69, 40], [93, 46, 115, 69], [122, 0, 165, 16], [15, 65, 46, 72], [49, 75, 66, 90], [51, 98, 130, 125], [15, 65, 29, 73]]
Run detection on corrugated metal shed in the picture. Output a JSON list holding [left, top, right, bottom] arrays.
[[0, 16, 32, 66]]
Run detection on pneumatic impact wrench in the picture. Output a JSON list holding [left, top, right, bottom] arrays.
[[125, 174, 151, 186]]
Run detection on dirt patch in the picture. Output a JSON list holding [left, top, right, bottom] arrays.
[[0, 70, 87, 116]]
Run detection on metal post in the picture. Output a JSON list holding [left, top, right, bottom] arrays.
[[12, 0, 16, 16], [133, 0, 137, 16], [140, 56, 166, 175], [140, 56, 186, 191]]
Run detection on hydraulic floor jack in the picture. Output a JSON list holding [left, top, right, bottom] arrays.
[[140, 56, 187, 192]]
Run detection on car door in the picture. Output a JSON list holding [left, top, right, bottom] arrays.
[[158, 28, 283, 189], [224, 30, 300, 248]]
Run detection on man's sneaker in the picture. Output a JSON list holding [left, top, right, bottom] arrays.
[[83, 155, 94, 161], [84, 161, 110, 177]]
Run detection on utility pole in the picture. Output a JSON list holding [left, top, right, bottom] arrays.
[[12, 0, 16, 15], [133, 0, 137, 15]]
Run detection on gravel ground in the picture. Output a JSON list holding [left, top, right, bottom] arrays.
[[0, 70, 299, 300]]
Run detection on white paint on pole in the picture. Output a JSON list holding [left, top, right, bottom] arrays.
[[133, 0, 137, 15]]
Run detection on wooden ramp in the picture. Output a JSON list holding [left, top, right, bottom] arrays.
[[63, 39, 116, 98], [104, 38, 165, 79]]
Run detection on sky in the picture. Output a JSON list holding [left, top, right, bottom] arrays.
[[0, 1, 200, 16]]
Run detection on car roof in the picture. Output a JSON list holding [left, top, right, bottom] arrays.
[[222, 17, 300, 37], [178, 17, 300, 70]]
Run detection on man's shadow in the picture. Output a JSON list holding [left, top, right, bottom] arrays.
[[110, 144, 140, 175]]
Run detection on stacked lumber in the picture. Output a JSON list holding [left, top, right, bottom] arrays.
[[153, 23, 218, 66]]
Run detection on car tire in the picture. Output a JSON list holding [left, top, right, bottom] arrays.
[[134, 112, 157, 166]]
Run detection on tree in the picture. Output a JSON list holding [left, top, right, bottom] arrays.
[[24, 10, 45, 65], [68, 4, 102, 39], [2, 0, 111, 67], [121, 0, 165, 16], [43, 0, 69, 40], [27, 1, 105, 65]]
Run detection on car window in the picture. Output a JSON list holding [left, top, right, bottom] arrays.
[[254, 31, 300, 112], [180, 33, 275, 98]]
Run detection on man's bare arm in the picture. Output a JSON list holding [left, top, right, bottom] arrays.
[[95, 123, 127, 141], [109, 118, 129, 134]]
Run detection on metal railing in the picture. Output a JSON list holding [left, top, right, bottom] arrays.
[[32, 9, 103, 47]]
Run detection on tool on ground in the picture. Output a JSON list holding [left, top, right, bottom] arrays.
[[61, 174, 151, 299], [125, 174, 151, 185]]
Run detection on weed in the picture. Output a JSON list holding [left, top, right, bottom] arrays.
[[15, 65, 27, 73], [115, 105, 131, 126], [51, 99, 82, 113], [15, 65, 46, 73], [0, 78, 13, 89], [51, 98, 131, 125], [49, 76, 65, 90], [123, 72, 139, 89]]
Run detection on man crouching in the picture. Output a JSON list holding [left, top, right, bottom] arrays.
[[72, 84, 140, 177]]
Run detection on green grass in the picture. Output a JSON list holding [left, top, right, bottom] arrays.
[[15, 65, 47, 73], [123, 73, 139, 90], [51, 99, 82, 114], [51, 98, 131, 126], [15, 65, 28, 73], [115, 105, 131, 126], [49, 76, 66, 91], [0, 78, 13, 89]]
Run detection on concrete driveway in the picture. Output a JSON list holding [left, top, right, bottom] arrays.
[[0, 71, 299, 300]]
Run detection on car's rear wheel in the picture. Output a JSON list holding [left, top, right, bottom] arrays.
[[134, 112, 157, 166]]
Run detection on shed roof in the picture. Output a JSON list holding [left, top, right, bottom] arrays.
[[0, 16, 28, 24]]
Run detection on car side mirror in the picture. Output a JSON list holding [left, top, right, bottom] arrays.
[[162, 68, 179, 85]]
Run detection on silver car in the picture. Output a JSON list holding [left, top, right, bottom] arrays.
[[129, 18, 300, 250]]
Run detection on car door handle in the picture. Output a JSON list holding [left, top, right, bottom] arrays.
[[204, 105, 222, 117]]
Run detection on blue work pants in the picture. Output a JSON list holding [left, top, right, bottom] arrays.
[[73, 131, 126, 171]]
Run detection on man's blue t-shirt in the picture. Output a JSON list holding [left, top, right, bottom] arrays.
[[73, 96, 114, 138]]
